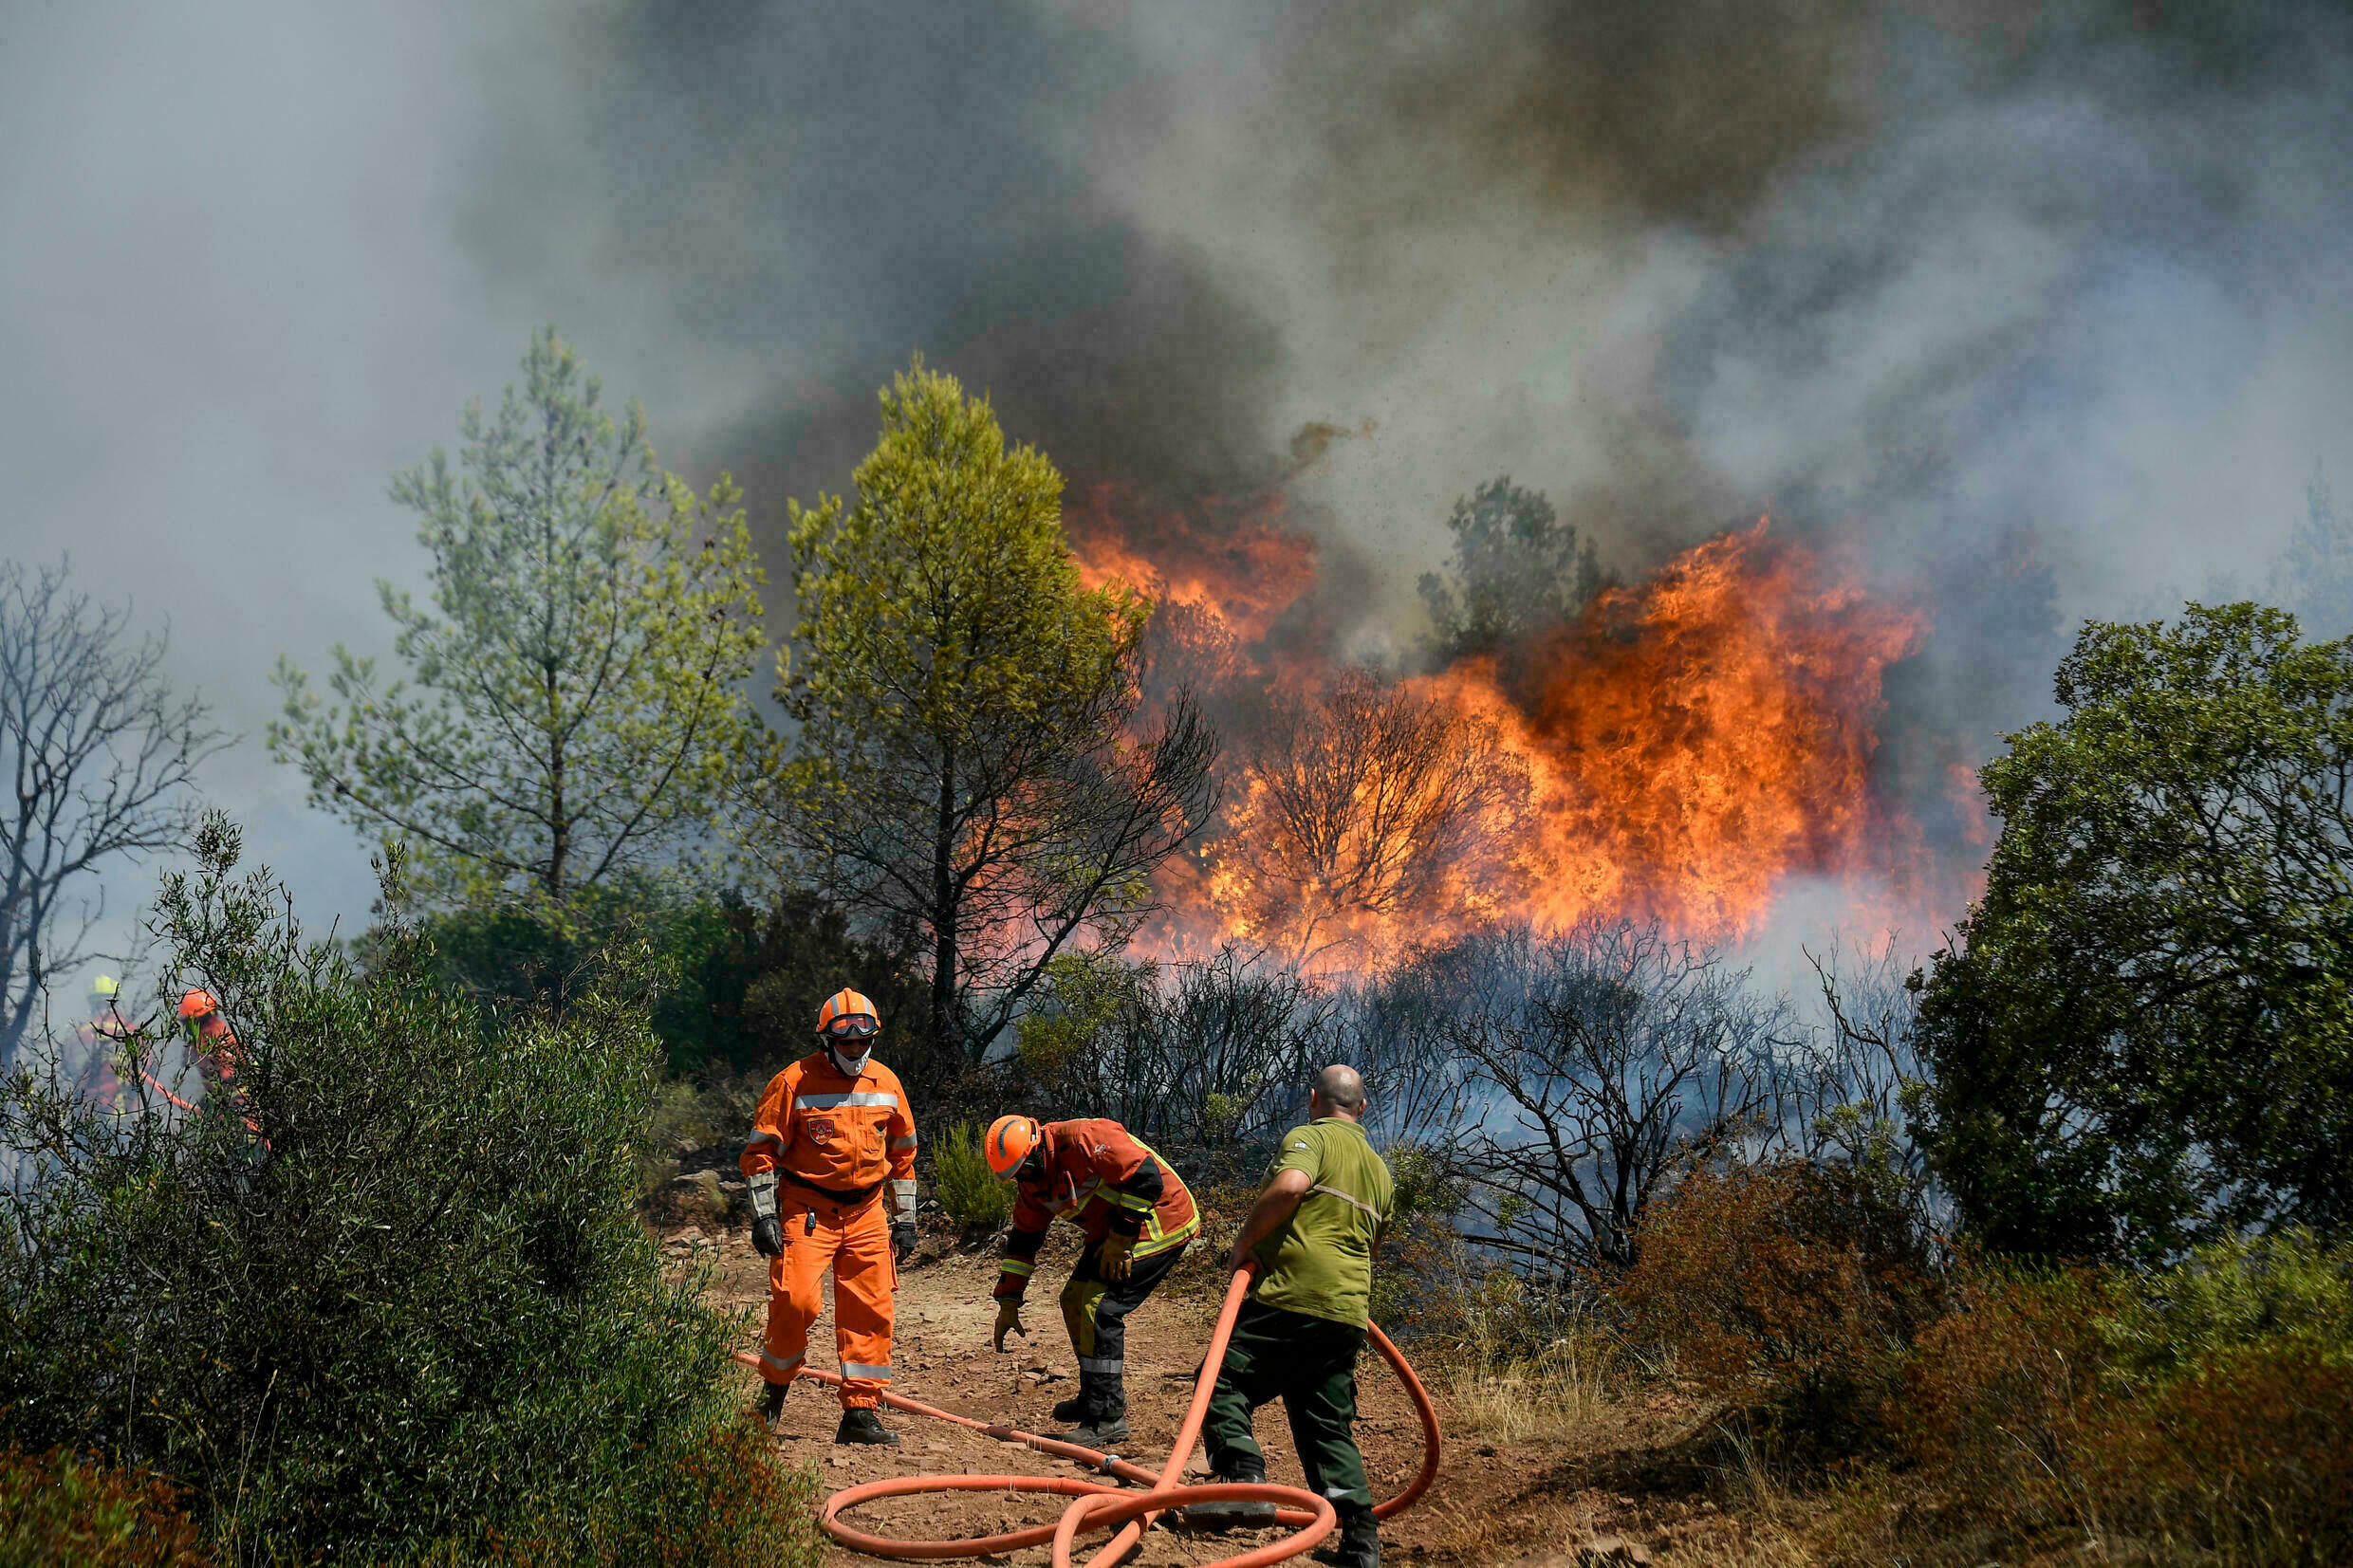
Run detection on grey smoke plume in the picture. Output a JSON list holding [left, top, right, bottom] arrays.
[[3, 0, 2350, 950]]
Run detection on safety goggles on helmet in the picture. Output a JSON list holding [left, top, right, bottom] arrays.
[[824, 1013, 879, 1040]]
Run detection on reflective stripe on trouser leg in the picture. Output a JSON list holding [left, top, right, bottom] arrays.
[[763, 1203, 832, 1388], [1059, 1235, 1186, 1422], [831, 1198, 897, 1411]]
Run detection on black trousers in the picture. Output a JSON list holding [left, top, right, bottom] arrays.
[[1202, 1300, 1372, 1508], [1059, 1236, 1188, 1420]]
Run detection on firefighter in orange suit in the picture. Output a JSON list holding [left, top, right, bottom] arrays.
[[983, 1115, 1200, 1447], [740, 988, 919, 1446]]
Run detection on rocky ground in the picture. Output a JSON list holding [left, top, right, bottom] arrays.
[[653, 1169, 1809, 1568]]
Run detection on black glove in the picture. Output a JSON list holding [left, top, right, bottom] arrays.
[[892, 1221, 917, 1264], [751, 1215, 783, 1258]]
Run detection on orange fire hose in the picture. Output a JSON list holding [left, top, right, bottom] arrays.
[[733, 1264, 1441, 1566]]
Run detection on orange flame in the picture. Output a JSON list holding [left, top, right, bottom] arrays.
[[1065, 481, 1318, 646], [1076, 507, 1936, 970]]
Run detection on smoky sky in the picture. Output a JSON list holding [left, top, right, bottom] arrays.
[[3, 0, 2351, 965]]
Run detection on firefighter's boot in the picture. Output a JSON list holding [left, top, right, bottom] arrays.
[[1311, 1501, 1380, 1568], [1061, 1368, 1129, 1448], [834, 1406, 900, 1447], [757, 1378, 789, 1436], [1185, 1450, 1277, 1528]]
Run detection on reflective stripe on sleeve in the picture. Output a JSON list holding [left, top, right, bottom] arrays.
[[888, 1134, 917, 1151], [840, 1360, 891, 1380], [744, 1129, 783, 1150], [1105, 1189, 1155, 1211], [794, 1092, 899, 1110]]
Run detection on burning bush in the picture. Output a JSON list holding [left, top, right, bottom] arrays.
[[1620, 1154, 1941, 1450], [0, 817, 824, 1566]]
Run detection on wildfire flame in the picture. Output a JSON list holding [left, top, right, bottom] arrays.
[[1077, 503, 1933, 971]]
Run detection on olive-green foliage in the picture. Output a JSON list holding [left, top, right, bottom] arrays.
[[2102, 1227, 2353, 1386], [0, 816, 822, 1567], [270, 325, 768, 908], [1416, 476, 1604, 675], [933, 1120, 1013, 1234], [1917, 603, 2353, 1260], [426, 884, 921, 1078], [769, 357, 1215, 1066]]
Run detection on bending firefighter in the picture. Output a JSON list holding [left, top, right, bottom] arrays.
[[740, 988, 919, 1447], [1190, 1064, 1396, 1568], [984, 1115, 1199, 1447]]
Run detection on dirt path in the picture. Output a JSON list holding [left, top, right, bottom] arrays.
[[670, 1212, 1766, 1568]]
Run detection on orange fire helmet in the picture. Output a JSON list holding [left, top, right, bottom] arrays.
[[177, 988, 220, 1022], [984, 1114, 1042, 1179], [815, 987, 878, 1039]]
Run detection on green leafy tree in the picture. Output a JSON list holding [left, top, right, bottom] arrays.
[[269, 326, 766, 909], [0, 817, 824, 1564], [769, 359, 1217, 1065], [1917, 603, 2353, 1261], [1417, 476, 1604, 673]]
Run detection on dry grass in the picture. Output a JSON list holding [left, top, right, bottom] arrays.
[[1442, 1342, 1615, 1446]]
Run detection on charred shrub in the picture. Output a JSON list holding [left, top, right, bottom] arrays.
[[1620, 1155, 1940, 1452], [0, 820, 823, 1566]]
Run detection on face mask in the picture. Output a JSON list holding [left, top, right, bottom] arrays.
[[828, 1043, 871, 1077]]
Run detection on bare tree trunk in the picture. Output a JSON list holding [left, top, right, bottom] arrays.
[[546, 660, 567, 902], [931, 747, 957, 1058]]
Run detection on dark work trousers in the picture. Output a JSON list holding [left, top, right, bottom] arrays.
[[1059, 1236, 1189, 1421], [1202, 1299, 1373, 1508]]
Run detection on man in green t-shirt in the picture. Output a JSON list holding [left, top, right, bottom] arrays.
[[1188, 1063, 1395, 1568]]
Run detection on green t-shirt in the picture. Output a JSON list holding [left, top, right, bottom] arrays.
[[1248, 1117, 1395, 1328]]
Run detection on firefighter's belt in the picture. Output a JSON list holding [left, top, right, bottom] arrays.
[[789, 1173, 884, 1208]]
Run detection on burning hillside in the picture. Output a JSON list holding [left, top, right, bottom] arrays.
[[1094, 514, 1931, 969]]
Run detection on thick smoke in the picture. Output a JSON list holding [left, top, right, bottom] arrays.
[[4, 0, 2350, 956]]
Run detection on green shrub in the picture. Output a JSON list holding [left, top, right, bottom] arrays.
[[0, 819, 822, 1566], [935, 1119, 1013, 1233], [2103, 1227, 2353, 1386], [428, 885, 923, 1079], [0, 1446, 207, 1567]]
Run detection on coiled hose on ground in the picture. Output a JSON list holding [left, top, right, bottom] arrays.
[[734, 1264, 1441, 1567]]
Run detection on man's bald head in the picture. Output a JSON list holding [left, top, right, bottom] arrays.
[[1311, 1063, 1366, 1119]]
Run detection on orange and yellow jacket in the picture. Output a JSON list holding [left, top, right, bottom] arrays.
[[994, 1118, 1198, 1301], [740, 1051, 918, 1227]]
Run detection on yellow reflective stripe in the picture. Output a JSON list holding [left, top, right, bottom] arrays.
[[1134, 1209, 1199, 1259], [998, 1260, 1034, 1278], [1104, 1189, 1156, 1211]]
